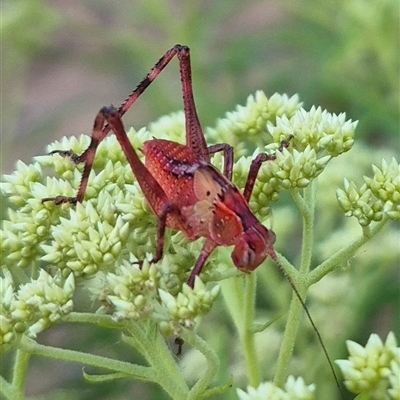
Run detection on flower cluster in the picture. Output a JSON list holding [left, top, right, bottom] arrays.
[[247, 106, 357, 215], [1, 161, 53, 269], [1, 117, 222, 348], [0, 270, 74, 352], [157, 277, 220, 336], [41, 196, 134, 278], [236, 376, 315, 400], [207, 91, 302, 157], [337, 158, 400, 225], [97, 258, 160, 321], [0, 91, 359, 351], [336, 331, 399, 398]]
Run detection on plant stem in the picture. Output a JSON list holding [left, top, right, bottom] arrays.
[[221, 274, 244, 328], [309, 217, 388, 285], [66, 312, 185, 394], [126, 321, 189, 399], [242, 273, 260, 387], [11, 349, 30, 400], [67, 311, 190, 398], [0, 375, 15, 400], [184, 330, 220, 400], [19, 336, 153, 380], [297, 182, 316, 275], [273, 282, 306, 388], [220, 274, 259, 386], [65, 311, 125, 328], [274, 184, 315, 387]]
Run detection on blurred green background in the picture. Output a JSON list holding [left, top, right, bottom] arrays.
[[2, 0, 399, 399]]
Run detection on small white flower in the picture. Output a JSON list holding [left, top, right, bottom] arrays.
[[285, 376, 315, 400], [237, 382, 287, 400], [336, 331, 399, 397], [237, 376, 314, 400]]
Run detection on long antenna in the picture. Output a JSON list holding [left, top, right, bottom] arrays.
[[269, 250, 344, 398]]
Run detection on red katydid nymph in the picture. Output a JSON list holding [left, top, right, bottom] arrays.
[[42, 45, 342, 394]]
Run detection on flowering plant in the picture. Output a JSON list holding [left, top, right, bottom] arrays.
[[1, 91, 398, 399]]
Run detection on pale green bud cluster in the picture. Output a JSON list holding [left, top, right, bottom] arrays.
[[0, 270, 74, 351], [0, 271, 18, 350], [99, 259, 160, 320], [89, 252, 220, 336], [249, 106, 357, 214], [1, 161, 60, 269], [236, 376, 315, 400], [40, 194, 136, 278], [148, 111, 185, 143], [1, 160, 43, 207], [207, 91, 302, 156], [155, 241, 200, 294], [157, 277, 220, 336], [336, 158, 400, 225], [335, 332, 399, 398], [268, 107, 356, 156]]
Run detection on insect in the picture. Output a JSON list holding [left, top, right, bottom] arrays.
[[42, 45, 342, 393], [43, 45, 285, 288]]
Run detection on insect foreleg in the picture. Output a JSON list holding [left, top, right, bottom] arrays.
[[42, 110, 111, 204], [243, 137, 292, 201]]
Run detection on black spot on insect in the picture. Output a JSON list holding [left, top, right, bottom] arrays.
[[248, 242, 256, 251], [175, 337, 184, 356]]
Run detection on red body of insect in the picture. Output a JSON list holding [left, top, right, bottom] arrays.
[[143, 139, 276, 270]]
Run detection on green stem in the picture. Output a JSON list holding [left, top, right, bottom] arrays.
[[221, 275, 244, 329], [64, 312, 125, 329], [67, 311, 187, 395], [19, 336, 153, 380], [0, 375, 15, 400], [11, 349, 30, 400], [308, 217, 388, 285], [220, 274, 259, 386], [184, 330, 220, 400], [242, 273, 260, 387], [296, 182, 316, 275], [201, 377, 234, 399], [274, 251, 298, 281], [274, 184, 316, 387], [273, 282, 306, 388], [67, 313, 180, 390], [67, 312, 184, 393], [126, 321, 189, 400]]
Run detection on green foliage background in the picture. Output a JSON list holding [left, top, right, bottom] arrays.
[[2, 0, 399, 399]]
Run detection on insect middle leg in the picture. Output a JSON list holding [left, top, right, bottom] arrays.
[[207, 143, 234, 180]]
